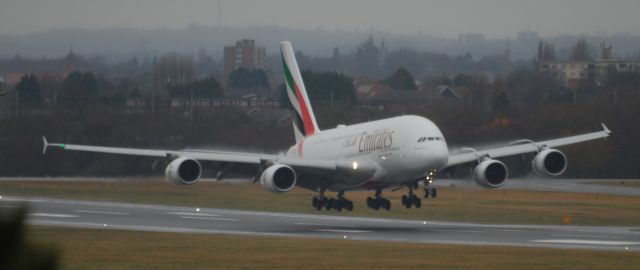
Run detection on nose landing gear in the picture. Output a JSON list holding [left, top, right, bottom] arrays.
[[423, 170, 438, 199], [423, 187, 437, 198], [401, 170, 438, 208]]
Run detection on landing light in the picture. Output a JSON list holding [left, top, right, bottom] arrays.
[[352, 161, 359, 170]]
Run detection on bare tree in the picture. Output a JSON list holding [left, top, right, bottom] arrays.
[[571, 38, 591, 61], [153, 53, 195, 87], [537, 40, 556, 61]]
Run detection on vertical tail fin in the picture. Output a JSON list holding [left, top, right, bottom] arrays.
[[280, 41, 320, 142]]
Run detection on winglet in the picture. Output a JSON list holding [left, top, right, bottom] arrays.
[[42, 136, 49, 154], [601, 123, 611, 134]]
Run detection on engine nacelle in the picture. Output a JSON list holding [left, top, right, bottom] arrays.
[[473, 159, 509, 189], [532, 149, 567, 177], [260, 164, 297, 193], [165, 157, 202, 185]]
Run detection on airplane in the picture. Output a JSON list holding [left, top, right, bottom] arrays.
[[42, 41, 611, 211]]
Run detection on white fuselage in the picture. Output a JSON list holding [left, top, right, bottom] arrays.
[[287, 115, 449, 190]]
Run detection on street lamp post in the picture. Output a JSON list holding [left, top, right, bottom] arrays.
[[190, 90, 194, 124], [15, 88, 19, 119]]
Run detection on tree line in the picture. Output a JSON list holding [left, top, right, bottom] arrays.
[[1, 66, 639, 178]]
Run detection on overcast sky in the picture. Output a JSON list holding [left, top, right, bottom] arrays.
[[2, 0, 639, 38]]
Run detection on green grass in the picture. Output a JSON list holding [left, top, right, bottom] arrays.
[[2, 179, 640, 226], [30, 226, 640, 270]]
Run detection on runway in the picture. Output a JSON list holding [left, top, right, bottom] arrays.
[[2, 195, 639, 251]]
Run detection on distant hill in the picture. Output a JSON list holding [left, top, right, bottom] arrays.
[[0, 25, 639, 62]]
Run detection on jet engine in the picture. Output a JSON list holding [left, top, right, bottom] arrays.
[[532, 149, 567, 177], [165, 157, 202, 185], [260, 164, 297, 193], [473, 159, 509, 189]]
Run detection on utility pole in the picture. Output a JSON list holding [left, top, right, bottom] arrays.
[[217, 0, 222, 27], [190, 90, 194, 124], [152, 89, 156, 120], [15, 88, 19, 119], [53, 88, 57, 114], [330, 91, 334, 106], [152, 57, 158, 121]]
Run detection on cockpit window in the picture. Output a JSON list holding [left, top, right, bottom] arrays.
[[419, 136, 444, 143]]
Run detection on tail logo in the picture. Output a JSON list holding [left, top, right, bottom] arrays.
[[280, 41, 320, 138]]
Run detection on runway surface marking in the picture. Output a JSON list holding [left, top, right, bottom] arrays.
[[316, 229, 371, 234], [8, 196, 640, 251], [428, 229, 484, 233], [168, 212, 220, 217], [552, 234, 623, 239], [179, 216, 238, 222], [74, 210, 129, 216], [294, 222, 355, 228], [2, 197, 46, 202], [531, 239, 640, 246], [29, 213, 78, 218], [33, 220, 107, 227], [30, 219, 325, 238], [206, 210, 421, 225]]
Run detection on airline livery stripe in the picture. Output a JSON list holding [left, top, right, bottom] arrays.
[[294, 83, 315, 135], [282, 56, 298, 100], [282, 55, 315, 135]]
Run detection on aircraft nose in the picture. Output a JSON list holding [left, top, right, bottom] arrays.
[[440, 142, 449, 163], [435, 141, 450, 169]]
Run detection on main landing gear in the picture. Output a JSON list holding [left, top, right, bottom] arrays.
[[366, 189, 391, 211], [401, 184, 421, 208], [312, 190, 353, 211]]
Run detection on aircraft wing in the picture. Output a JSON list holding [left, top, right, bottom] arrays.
[[41, 137, 343, 172], [446, 123, 611, 167]]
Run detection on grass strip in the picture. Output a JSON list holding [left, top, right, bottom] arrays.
[[30, 226, 640, 270], [2, 179, 639, 226]]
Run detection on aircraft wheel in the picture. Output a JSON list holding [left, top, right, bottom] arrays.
[[335, 199, 343, 211], [345, 200, 354, 211], [328, 198, 338, 210], [383, 199, 391, 210], [372, 199, 380, 211], [430, 188, 438, 198]]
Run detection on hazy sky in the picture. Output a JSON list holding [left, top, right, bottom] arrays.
[[2, 0, 639, 38]]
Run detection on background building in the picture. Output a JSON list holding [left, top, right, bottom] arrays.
[[223, 39, 266, 79], [538, 43, 640, 88]]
